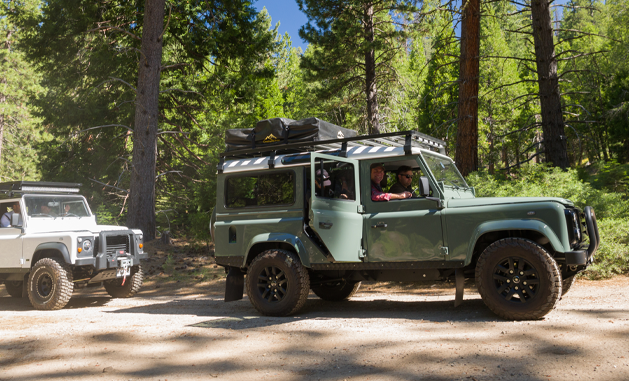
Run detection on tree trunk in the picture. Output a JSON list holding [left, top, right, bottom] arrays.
[[364, 3, 380, 134], [455, 0, 480, 177], [127, 0, 165, 241], [531, 0, 569, 168]]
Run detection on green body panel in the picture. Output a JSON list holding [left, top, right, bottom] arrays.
[[363, 199, 443, 262], [213, 152, 576, 272], [309, 153, 363, 262], [444, 200, 570, 264], [214, 167, 328, 267]]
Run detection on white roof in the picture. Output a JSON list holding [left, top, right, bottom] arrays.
[[221, 146, 452, 174]]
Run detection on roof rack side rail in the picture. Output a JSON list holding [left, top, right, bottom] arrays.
[[220, 130, 446, 160]]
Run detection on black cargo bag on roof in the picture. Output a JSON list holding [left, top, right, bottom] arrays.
[[225, 117, 357, 151]]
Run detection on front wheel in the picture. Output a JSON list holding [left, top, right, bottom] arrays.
[[312, 280, 361, 301], [104, 265, 143, 298], [27, 258, 74, 310], [4, 281, 23, 298], [246, 249, 310, 316], [476, 238, 561, 320]]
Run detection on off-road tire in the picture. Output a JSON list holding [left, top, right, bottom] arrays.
[[246, 249, 309, 316], [104, 265, 143, 298], [27, 258, 74, 310], [312, 280, 361, 301], [476, 238, 561, 320], [4, 281, 23, 298], [561, 275, 576, 296]]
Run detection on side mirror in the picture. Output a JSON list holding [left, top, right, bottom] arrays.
[[11, 212, 21, 227], [419, 176, 430, 197]]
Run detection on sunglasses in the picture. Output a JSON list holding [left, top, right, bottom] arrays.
[[400, 174, 413, 179]]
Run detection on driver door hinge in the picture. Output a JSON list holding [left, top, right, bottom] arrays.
[[357, 205, 365, 213], [20, 259, 25, 265], [440, 246, 449, 259]]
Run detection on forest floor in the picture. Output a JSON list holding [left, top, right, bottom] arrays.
[[1, 239, 628, 380]]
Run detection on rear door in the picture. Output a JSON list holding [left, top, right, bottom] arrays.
[[310, 153, 363, 262]]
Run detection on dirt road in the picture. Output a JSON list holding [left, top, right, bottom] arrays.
[[1, 276, 628, 381]]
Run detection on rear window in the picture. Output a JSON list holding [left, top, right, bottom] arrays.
[[225, 171, 295, 208]]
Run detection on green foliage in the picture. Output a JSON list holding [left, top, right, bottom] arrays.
[[467, 163, 629, 278], [0, 0, 48, 181], [587, 218, 629, 278]]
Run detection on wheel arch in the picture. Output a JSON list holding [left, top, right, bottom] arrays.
[[244, 233, 309, 268], [466, 220, 564, 269], [31, 243, 71, 267]]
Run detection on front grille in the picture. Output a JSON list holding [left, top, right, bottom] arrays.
[[105, 235, 130, 255]]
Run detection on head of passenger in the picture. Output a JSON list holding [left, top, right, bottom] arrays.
[[370, 163, 385, 185], [41, 204, 52, 214], [12, 202, 21, 214], [396, 166, 413, 188]]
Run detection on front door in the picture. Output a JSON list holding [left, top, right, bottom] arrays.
[[0, 227, 23, 269], [310, 153, 362, 262]]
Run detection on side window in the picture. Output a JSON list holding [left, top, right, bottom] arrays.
[[225, 172, 295, 208], [314, 159, 356, 201]]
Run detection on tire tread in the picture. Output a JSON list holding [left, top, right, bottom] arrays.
[[475, 238, 561, 320]]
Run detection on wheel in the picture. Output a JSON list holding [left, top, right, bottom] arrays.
[[4, 281, 23, 298], [27, 258, 74, 310], [475, 238, 561, 320], [312, 279, 361, 301], [104, 265, 143, 298], [246, 249, 310, 316], [561, 275, 576, 296]]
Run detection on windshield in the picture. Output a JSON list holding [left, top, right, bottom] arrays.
[[422, 153, 468, 188], [23, 195, 91, 218]]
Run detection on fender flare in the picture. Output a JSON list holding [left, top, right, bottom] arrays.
[[33, 242, 71, 265], [467, 219, 565, 263], [244, 233, 310, 267]]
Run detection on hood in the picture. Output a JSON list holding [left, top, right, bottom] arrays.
[[447, 197, 573, 208], [25, 218, 129, 234]]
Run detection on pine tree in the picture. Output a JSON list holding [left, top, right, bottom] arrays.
[[0, 0, 46, 181], [297, 0, 421, 134]]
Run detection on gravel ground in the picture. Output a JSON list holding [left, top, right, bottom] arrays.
[[1, 275, 628, 381]]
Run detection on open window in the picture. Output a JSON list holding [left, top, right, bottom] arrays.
[[310, 153, 362, 262]]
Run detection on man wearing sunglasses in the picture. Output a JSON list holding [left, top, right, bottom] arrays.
[[389, 165, 417, 197]]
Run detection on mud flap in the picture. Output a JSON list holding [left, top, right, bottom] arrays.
[[22, 273, 28, 298], [454, 268, 464, 307], [225, 267, 244, 302]]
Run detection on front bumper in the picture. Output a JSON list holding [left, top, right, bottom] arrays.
[[75, 229, 147, 270], [563, 206, 600, 266]]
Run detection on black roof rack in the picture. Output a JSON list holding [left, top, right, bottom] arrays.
[[218, 130, 446, 173], [0, 181, 82, 198]]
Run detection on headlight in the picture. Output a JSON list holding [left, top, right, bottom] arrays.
[[83, 239, 92, 251], [564, 209, 582, 247]]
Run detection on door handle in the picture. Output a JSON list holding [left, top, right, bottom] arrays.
[[371, 222, 387, 228], [319, 222, 333, 229]]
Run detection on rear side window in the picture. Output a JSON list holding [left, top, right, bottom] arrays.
[[225, 171, 295, 208]]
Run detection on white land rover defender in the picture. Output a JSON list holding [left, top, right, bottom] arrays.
[[0, 181, 147, 310]]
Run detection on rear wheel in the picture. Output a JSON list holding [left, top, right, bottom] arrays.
[[27, 258, 74, 310], [4, 281, 23, 298], [246, 249, 309, 316], [312, 280, 361, 301], [104, 265, 143, 298], [476, 238, 561, 320]]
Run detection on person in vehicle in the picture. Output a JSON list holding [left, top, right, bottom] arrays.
[[40, 204, 56, 216], [370, 163, 411, 201], [1, 202, 21, 227], [389, 165, 417, 197]]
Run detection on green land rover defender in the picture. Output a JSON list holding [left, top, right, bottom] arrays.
[[211, 117, 600, 320]]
